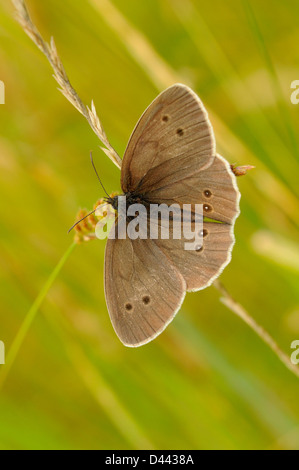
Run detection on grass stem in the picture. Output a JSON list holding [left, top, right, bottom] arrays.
[[0, 242, 76, 390], [214, 280, 299, 379]]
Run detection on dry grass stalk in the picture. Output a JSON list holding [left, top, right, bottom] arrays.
[[214, 280, 299, 379], [12, 0, 122, 169]]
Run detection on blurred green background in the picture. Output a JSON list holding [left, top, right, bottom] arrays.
[[1, 0, 299, 450]]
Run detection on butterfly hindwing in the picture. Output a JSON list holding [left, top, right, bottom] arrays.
[[104, 221, 186, 347], [142, 154, 240, 224], [154, 220, 235, 292]]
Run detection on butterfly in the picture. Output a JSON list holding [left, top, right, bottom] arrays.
[[104, 84, 240, 347]]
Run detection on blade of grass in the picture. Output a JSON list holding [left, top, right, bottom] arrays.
[[242, 0, 299, 158], [251, 230, 299, 272], [168, 0, 299, 185], [175, 314, 298, 436], [88, 0, 178, 90], [0, 242, 76, 391], [214, 280, 299, 379], [44, 306, 155, 449]]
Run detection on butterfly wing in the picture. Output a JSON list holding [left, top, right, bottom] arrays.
[[149, 153, 240, 290], [121, 83, 239, 225], [104, 222, 186, 347], [121, 83, 215, 193], [141, 154, 240, 224], [105, 84, 240, 345], [155, 220, 236, 292]]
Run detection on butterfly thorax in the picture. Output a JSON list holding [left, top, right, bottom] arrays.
[[109, 192, 148, 213]]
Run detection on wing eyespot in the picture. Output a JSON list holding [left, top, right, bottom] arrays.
[[125, 303, 133, 311], [204, 190, 212, 198], [162, 115, 169, 122], [142, 295, 150, 305], [176, 128, 184, 136], [195, 245, 203, 252], [203, 204, 212, 213]]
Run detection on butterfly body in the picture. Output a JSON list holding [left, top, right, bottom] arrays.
[[104, 84, 240, 347], [109, 191, 149, 216]]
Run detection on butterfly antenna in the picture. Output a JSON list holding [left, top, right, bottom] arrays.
[[67, 203, 109, 233], [68, 209, 97, 233], [90, 151, 111, 198]]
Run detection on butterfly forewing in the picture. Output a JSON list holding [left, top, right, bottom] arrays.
[[121, 83, 215, 193]]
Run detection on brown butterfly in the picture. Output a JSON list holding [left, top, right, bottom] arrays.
[[104, 84, 240, 347]]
